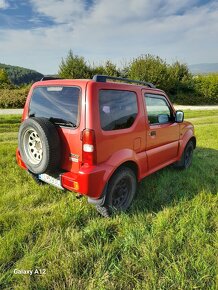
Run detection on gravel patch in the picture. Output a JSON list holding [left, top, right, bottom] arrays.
[[0, 105, 218, 115], [0, 109, 23, 115]]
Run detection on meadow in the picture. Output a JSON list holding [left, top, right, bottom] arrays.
[[0, 111, 217, 289]]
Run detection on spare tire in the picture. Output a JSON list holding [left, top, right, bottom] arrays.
[[18, 117, 61, 174]]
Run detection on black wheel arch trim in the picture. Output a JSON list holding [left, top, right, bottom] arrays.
[[189, 136, 196, 149], [88, 162, 138, 206]]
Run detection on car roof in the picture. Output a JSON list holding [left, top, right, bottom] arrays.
[[32, 77, 164, 94]]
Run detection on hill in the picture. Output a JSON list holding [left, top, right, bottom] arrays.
[[189, 63, 218, 74], [0, 63, 43, 85]]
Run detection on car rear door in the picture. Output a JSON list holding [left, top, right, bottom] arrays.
[[28, 81, 86, 173], [143, 91, 180, 171]]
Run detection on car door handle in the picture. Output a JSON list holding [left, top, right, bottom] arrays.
[[149, 131, 156, 136]]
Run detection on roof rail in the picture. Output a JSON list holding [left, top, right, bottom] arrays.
[[41, 76, 62, 81], [92, 75, 156, 88]]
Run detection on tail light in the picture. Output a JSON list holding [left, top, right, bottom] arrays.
[[82, 129, 96, 165]]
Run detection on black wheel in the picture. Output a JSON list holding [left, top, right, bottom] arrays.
[[18, 117, 61, 174], [96, 167, 137, 217], [173, 141, 194, 169]]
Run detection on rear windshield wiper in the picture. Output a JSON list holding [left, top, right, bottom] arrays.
[[49, 118, 77, 128]]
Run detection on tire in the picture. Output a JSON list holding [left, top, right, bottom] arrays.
[[173, 141, 194, 169], [96, 167, 137, 217], [18, 117, 61, 174]]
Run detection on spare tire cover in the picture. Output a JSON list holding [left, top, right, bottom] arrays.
[[18, 117, 61, 174]]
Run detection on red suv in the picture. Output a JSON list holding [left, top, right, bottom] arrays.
[[17, 75, 196, 216]]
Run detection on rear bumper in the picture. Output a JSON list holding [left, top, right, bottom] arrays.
[[61, 164, 113, 198], [16, 148, 27, 170], [16, 149, 112, 199]]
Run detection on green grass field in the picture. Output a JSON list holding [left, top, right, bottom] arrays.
[[0, 111, 217, 290]]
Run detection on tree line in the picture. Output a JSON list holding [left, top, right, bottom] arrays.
[[0, 51, 217, 107], [59, 50, 218, 105]]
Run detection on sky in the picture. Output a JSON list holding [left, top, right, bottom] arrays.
[[0, 0, 217, 74]]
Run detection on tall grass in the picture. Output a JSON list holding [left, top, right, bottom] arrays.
[[0, 111, 217, 289]]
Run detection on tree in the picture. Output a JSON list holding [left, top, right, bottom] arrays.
[[128, 54, 172, 92], [92, 60, 120, 77], [128, 54, 194, 96], [0, 69, 9, 82], [193, 73, 218, 104], [169, 61, 193, 94], [103, 60, 120, 77], [0, 69, 11, 88], [58, 50, 91, 79]]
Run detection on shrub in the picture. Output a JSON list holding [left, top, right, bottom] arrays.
[[0, 69, 12, 89], [193, 74, 218, 105], [128, 54, 172, 91], [172, 92, 204, 105], [59, 50, 120, 79], [0, 86, 30, 108], [128, 55, 193, 98], [92, 60, 120, 77], [173, 74, 218, 105], [58, 50, 91, 79]]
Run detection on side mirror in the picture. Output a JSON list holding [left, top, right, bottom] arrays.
[[158, 114, 169, 124], [175, 110, 184, 123]]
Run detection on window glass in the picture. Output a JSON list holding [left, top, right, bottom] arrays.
[[99, 90, 138, 131], [29, 86, 81, 127], [144, 94, 172, 124]]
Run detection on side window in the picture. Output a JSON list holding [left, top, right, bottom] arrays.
[[144, 94, 173, 125], [99, 90, 138, 131]]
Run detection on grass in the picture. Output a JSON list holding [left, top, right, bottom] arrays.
[[0, 111, 217, 289], [184, 109, 218, 119]]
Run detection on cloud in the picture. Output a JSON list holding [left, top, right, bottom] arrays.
[[0, 0, 217, 73], [29, 0, 199, 25], [0, 0, 9, 9], [30, 0, 86, 23], [71, 0, 218, 60]]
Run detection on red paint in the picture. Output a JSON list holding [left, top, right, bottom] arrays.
[[17, 78, 196, 199]]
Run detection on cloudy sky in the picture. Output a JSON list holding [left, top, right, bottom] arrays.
[[0, 0, 217, 74]]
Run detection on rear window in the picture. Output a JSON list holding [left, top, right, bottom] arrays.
[[29, 86, 81, 128], [99, 90, 138, 131]]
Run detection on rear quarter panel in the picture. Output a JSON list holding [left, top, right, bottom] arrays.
[[85, 82, 149, 179]]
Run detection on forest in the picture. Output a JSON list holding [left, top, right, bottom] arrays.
[[0, 63, 43, 86]]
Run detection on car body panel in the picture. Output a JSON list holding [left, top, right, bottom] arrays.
[[17, 78, 196, 199]]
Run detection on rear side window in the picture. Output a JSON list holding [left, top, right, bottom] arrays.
[[29, 86, 81, 128], [99, 90, 138, 131]]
